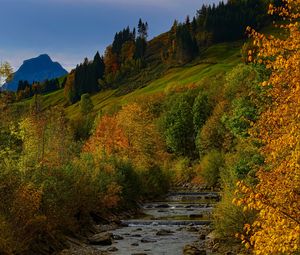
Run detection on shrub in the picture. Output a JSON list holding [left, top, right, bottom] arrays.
[[139, 165, 170, 198], [80, 93, 94, 115], [171, 157, 195, 185], [214, 187, 256, 238], [214, 151, 256, 239], [200, 150, 224, 187], [197, 101, 227, 156]]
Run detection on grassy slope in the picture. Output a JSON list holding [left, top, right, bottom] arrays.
[[17, 41, 242, 119]]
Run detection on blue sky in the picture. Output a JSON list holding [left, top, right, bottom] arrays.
[[1, 0, 218, 71]]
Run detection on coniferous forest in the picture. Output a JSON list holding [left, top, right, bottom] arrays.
[[0, 0, 299, 254]]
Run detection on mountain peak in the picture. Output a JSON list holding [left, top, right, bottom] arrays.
[[4, 54, 68, 91], [37, 54, 52, 60]]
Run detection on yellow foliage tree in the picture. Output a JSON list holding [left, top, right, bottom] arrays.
[[234, 1, 300, 254], [116, 102, 165, 169]]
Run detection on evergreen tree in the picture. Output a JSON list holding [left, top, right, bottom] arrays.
[[93, 51, 105, 91]]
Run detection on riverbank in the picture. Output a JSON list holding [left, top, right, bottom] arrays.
[[59, 187, 222, 255]]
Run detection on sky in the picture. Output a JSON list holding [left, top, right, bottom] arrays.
[[1, 0, 218, 71]]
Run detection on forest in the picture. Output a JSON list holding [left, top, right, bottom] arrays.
[[0, 0, 299, 254]]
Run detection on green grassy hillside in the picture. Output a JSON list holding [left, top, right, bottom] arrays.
[[15, 41, 242, 119]]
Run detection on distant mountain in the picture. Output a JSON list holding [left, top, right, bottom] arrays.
[[3, 54, 68, 91]]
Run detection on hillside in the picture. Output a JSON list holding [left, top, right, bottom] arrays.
[[14, 41, 242, 119]]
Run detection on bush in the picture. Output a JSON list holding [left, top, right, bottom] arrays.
[[200, 150, 224, 187], [214, 187, 256, 238], [139, 165, 170, 198], [171, 157, 195, 185], [214, 152, 256, 239], [197, 101, 227, 156], [80, 93, 94, 115]]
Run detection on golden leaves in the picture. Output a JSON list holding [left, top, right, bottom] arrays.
[[234, 0, 300, 253]]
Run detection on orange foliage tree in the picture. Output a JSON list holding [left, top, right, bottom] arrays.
[[83, 115, 129, 161], [84, 101, 166, 169], [234, 1, 300, 254]]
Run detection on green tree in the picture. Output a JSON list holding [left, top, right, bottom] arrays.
[[163, 95, 195, 156], [80, 93, 94, 115], [64, 71, 77, 104], [192, 92, 212, 133]]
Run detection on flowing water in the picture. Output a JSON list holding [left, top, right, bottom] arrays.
[[93, 191, 219, 255]]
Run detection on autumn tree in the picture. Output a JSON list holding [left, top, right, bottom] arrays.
[[116, 102, 164, 169], [234, 1, 300, 253], [64, 71, 77, 104], [19, 106, 74, 169], [83, 114, 129, 160], [0, 62, 13, 84], [104, 46, 119, 80]]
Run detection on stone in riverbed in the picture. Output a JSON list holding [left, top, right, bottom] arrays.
[[155, 204, 169, 208], [107, 247, 118, 252], [212, 243, 220, 252], [131, 234, 142, 237], [186, 226, 198, 232], [113, 234, 124, 240], [120, 222, 129, 227], [183, 245, 206, 255], [141, 237, 157, 243], [157, 209, 168, 213], [189, 214, 203, 219], [199, 234, 206, 240], [88, 232, 113, 245], [156, 229, 174, 236], [131, 243, 139, 246]]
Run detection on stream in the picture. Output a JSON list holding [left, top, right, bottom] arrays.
[[61, 191, 220, 255]]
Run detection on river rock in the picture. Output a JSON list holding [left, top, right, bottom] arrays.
[[141, 237, 157, 243], [183, 245, 206, 255], [88, 232, 113, 245], [107, 247, 118, 252], [131, 234, 142, 237], [113, 234, 124, 240], [189, 214, 203, 219], [199, 234, 206, 240], [212, 243, 220, 252], [120, 222, 129, 227], [206, 230, 221, 247], [131, 243, 139, 246], [186, 226, 198, 232], [155, 204, 169, 208], [156, 229, 174, 236]]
